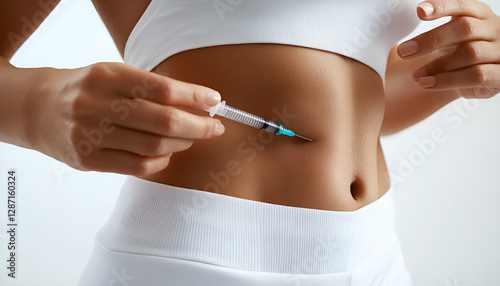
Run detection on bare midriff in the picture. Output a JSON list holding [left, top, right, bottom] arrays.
[[142, 43, 392, 212]]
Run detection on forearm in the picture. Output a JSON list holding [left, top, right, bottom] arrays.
[[381, 45, 459, 135], [0, 56, 55, 149]]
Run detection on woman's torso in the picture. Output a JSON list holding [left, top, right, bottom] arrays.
[[92, 0, 393, 211]]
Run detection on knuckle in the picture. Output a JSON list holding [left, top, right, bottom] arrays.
[[192, 85, 206, 106], [457, 17, 477, 37], [463, 42, 483, 62], [81, 63, 115, 87], [471, 65, 489, 85], [132, 159, 153, 177], [203, 120, 217, 138], [142, 72, 160, 91], [67, 123, 100, 161], [158, 78, 175, 102], [156, 110, 179, 134], [68, 92, 92, 119], [478, 2, 493, 15], [144, 137, 167, 155], [486, 5, 494, 15], [487, 4, 493, 13], [427, 35, 441, 50]]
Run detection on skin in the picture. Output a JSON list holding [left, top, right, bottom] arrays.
[[0, 0, 499, 211], [147, 44, 389, 210]]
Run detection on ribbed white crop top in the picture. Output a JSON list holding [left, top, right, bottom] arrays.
[[124, 0, 422, 82]]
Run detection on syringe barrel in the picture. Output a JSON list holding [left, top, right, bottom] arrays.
[[216, 103, 282, 134]]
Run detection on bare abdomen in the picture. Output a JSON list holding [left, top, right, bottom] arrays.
[[142, 43, 390, 211]]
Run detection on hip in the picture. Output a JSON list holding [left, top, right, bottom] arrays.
[[79, 176, 411, 285]]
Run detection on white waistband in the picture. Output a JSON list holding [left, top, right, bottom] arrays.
[[96, 176, 399, 274]]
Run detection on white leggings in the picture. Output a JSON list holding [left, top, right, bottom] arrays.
[[77, 176, 412, 286]]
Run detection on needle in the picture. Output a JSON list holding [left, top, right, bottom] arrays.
[[294, 133, 314, 142]]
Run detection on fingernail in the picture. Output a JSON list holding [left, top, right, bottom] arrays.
[[419, 76, 436, 88], [205, 90, 221, 107], [398, 41, 419, 57], [213, 122, 225, 136], [413, 67, 428, 80], [418, 2, 434, 16]]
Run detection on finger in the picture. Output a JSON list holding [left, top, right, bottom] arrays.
[[107, 98, 225, 139], [413, 41, 500, 80], [99, 126, 194, 156], [456, 87, 500, 99], [78, 149, 173, 177], [416, 0, 493, 20], [398, 16, 495, 58], [417, 64, 500, 90], [112, 64, 223, 110]]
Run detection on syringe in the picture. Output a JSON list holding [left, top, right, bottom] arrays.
[[205, 101, 314, 142]]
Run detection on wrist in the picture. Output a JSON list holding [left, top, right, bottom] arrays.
[[19, 67, 62, 151], [0, 65, 33, 149]]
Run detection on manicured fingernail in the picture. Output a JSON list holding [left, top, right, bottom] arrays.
[[398, 41, 419, 57], [213, 122, 225, 136], [418, 2, 434, 16], [205, 90, 221, 107], [419, 76, 436, 88], [413, 67, 428, 80]]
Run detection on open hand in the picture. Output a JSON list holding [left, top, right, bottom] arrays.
[[397, 0, 500, 99]]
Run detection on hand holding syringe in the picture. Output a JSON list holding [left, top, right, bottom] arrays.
[[205, 101, 314, 142]]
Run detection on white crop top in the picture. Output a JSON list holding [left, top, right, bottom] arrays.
[[124, 0, 422, 83]]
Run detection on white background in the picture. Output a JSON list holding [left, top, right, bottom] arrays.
[[0, 0, 499, 285]]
